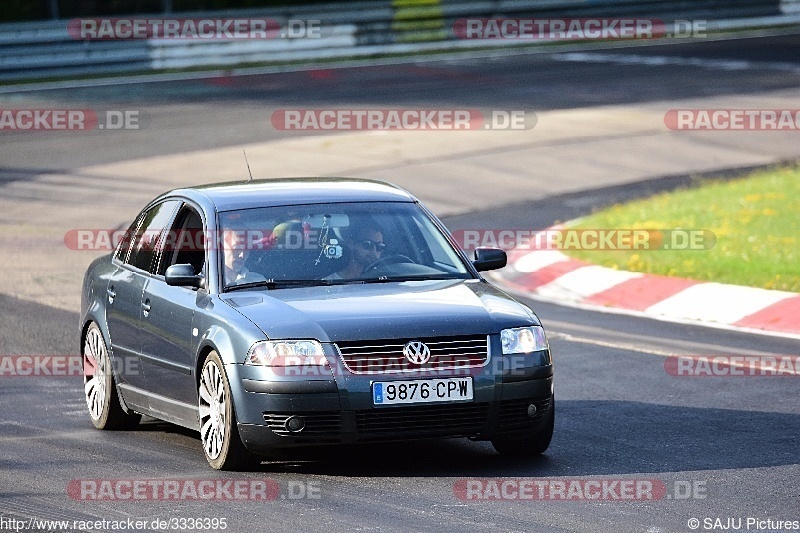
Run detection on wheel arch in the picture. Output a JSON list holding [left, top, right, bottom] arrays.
[[195, 343, 217, 389]]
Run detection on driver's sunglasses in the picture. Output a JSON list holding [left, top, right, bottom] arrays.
[[357, 239, 386, 252]]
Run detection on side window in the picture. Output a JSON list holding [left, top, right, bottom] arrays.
[[408, 214, 464, 270], [114, 215, 143, 264], [127, 200, 180, 273], [157, 205, 206, 276], [396, 216, 435, 265]]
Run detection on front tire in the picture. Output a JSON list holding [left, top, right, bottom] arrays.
[[198, 351, 261, 470], [83, 323, 141, 430], [491, 395, 554, 457]]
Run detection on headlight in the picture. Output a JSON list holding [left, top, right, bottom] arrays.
[[500, 326, 548, 354], [245, 340, 327, 366]]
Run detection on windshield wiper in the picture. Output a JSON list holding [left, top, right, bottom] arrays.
[[225, 279, 332, 291], [361, 274, 460, 284]]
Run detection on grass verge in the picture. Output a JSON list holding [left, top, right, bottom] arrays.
[[564, 164, 800, 292]]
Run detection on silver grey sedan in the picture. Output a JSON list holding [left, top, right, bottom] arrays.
[[81, 178, 554, 470]]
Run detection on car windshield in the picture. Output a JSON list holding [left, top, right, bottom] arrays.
[[218, 201, 472, 290]]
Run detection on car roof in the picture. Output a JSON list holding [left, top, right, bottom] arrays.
[[168, 178, 417, 212]]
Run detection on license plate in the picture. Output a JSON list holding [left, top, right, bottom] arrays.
[[372, 377, 473, 405]]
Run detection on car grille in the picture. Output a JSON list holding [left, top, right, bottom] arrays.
[[355, 402, 490, 440], [263, 412, 342, 442], [498, 397, 552, 431], [336, 335, 489, 374]]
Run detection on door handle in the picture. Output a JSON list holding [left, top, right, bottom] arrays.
[[142, 299, 151, 317], [107, 286, 116, 304]]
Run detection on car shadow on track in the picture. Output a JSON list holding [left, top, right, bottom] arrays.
[[202, 400, 800, 476]]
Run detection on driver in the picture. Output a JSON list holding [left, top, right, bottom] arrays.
[[325, 222, 385, 280]]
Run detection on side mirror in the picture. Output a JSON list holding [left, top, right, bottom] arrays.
[[472, 247, 507, 272], [165, 264, 204, 288]]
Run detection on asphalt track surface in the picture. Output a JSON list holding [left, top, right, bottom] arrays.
[[4, 32, 800, 171], [1, 34, 799, 533]]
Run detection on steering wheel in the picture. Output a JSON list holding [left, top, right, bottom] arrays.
[[362, 254, 415, 273]]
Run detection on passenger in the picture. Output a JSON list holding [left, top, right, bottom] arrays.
[[222, 229, 266, 286]]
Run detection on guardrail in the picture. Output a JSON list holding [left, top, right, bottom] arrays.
[[0, 0, 791, 82]]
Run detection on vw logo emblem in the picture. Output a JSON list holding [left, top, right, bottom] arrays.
[[403, 341, 431, 365]]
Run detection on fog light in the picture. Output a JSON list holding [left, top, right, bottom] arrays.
[[527, 404, 538, 418], [285, 416, 305, 433]]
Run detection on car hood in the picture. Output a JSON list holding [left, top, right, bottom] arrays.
[[221, 279, 538, 342]]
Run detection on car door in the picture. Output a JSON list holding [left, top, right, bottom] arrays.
[[138, 204, 207, 423], [105, 200, 181, 404]]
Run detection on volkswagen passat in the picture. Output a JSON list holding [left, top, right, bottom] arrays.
[[81, 179, 554, 470]]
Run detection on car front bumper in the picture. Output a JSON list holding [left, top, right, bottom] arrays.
[[228, 345, 553, 453]]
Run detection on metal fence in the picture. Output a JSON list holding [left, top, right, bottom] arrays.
[[0, 0, 791, 82]]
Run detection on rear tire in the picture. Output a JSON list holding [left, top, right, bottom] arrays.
[[198, 351, 261, 471], [491, 395, 554, 457], [83, 323, 141, 430]]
